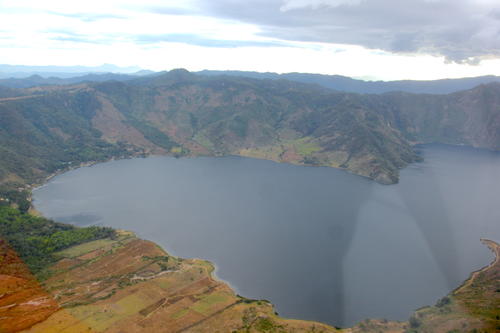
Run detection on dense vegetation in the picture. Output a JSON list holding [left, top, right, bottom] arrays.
[[0, 89, 142, 185], [0, 70, 499, 185], [0, 185, 30, 212], [0, 206, 115, 274]]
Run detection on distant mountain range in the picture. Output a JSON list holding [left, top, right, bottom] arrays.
[[0, 73, 147, 89], [0, 64, 150, 79], [0, 69, 498, 185], [0, 66, 499, 95], [198, 70, 500, 94]]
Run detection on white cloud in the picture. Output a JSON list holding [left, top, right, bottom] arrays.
[[0, 0, 499, 80]]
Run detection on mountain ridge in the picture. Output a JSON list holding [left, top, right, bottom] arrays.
[[1, 67, 500, 95], [0, 69, 498, 332], [198, 70, 500, 94], [0, 70, 499, 186]]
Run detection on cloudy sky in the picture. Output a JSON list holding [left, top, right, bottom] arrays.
[[0, 0, 499, 80]]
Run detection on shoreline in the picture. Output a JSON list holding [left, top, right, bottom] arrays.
[[24, 149, 500, 331], [453, 238, 499, 295], [27, 154, 256, 316], [28, 141, 499, 197], [29, 155, 135, 192]]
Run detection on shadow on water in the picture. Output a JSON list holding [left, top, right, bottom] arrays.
[[205, 160, 375, 327], [300, 173, 374, 326], [32, 147, 500, 328], [396, 153, 459, 289]]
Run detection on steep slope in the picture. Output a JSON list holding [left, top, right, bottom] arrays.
[[0, 86, 146, 184], [0, 71, 499, 186], [99, 72, 420, 183], [385, 83, 500, 149], [91, 73, 500, 183]]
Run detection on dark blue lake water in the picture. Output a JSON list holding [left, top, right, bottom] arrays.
[[33, 144, 500, 327]]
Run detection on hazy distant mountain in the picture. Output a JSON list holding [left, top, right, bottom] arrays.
[[198, 70, 500, 94], [1, 66, 499, 95], [0, 64, 151, 79], [0, 69, 498, 186], [0, 73, 156, 89]]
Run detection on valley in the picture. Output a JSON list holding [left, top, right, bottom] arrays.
[[2, 0, 500, 331], [0, 70, 499, 188], [0, 71, 499, 332]]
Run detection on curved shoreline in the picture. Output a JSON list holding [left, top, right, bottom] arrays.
[[27, 157, 289, 325], [453, 238, 499, 295], [25, 154, 500, 331]]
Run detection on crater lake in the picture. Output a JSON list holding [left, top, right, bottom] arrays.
[[33, 144, 500, 327]]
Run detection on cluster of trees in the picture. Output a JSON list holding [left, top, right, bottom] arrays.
[[0, 185, 30, 212], [0, 206, 115, 274]]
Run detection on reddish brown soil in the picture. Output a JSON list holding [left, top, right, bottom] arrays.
[[0, 239, 59, 332]]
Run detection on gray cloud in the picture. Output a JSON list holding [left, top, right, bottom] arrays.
[[151, 0, 500, 64]]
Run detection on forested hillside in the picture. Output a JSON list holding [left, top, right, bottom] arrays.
[[0, 70, 498, 186]]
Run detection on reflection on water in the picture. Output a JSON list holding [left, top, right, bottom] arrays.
[[33, 144, 500, 326]]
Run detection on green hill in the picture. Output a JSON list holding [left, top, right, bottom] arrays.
[[0, 71, 499, 186]]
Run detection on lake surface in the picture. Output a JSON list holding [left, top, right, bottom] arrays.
[[33, 144, 500, 327]]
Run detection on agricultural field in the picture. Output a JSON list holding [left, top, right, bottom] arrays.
[[20, 233, 337, 333], [1, 206, 497, 332]]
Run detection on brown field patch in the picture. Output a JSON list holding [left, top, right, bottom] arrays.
[[0, 240, 59, 332]]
